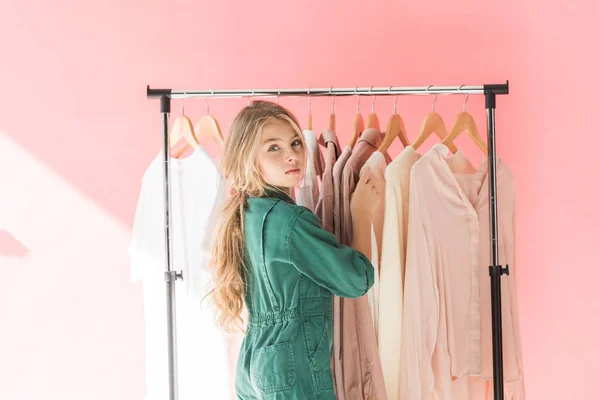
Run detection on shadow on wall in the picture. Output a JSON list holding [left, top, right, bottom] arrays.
[[0, 131, 145, 400], [0, 230, 30, 259]]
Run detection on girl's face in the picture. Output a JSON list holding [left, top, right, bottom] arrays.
[[256, 120, 305, 189]]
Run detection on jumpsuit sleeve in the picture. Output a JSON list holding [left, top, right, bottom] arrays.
[[287, 208, 374, 298]]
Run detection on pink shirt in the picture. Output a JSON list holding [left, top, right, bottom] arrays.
[[454, 150, 525, 399], [400, 144, 479, 399], [400, 144, 524, 399]]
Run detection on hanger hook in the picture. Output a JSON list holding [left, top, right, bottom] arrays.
[[276, 88, 280, 104], [205, 90, 212, 115], [432, 94, 439, 112], [307, 88, 311, 114], [181, 90, 186, 115], [371, 86, 376, 113], [355, 87, 360, 114], [330, 87, 335, 113], [388, 86, 398, 114], [427, 85, 439, 112], [458, 85, 470, 112]]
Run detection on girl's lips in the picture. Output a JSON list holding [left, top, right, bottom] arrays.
[[286, 168, 300, 175]]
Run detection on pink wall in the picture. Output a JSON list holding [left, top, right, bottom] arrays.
[[1, 0, 598, 398]]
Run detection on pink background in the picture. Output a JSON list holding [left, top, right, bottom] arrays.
[[1, 0, 599, 399]]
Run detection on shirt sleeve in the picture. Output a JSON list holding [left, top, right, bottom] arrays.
[[399, 179, 439, 400], [340, 164, 357, 246], [288, 208, 374, 298], [378, 182, 405, 398], [315, 143, 325, 179]]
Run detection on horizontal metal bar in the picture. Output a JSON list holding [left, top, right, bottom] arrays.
[[147, 82, 509, 99]]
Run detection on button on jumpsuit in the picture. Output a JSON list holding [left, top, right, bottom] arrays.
[[235, 189, 375, 399]]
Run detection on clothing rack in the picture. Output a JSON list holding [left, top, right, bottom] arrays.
[[146, 82, 511, 400]]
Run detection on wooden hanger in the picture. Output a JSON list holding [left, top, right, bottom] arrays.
[[348, 91, 365, 149], [329, 95, 336, 131], [170, 99, 199, 158], [318, 93, 338, 149], [365, 93, 380, 131], [411, 94, 458, 153], [441, 96, 487, 153], [194, 97, 225, 147], [377, 96, 409, 153]]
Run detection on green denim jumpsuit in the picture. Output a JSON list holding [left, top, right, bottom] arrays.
[[235, 188, 375, 399]]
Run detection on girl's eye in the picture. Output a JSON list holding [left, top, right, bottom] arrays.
[[268, 145, 279, 152], [292, 139, 302, 147]]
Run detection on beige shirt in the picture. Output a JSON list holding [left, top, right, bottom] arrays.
[[359, 151, 388, 337], [340, 129, 389, 400]]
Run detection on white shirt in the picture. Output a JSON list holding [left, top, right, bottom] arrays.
[[297, 129, 322, 212], [378, 146, 422, 398], [129, 147, 230, 400]]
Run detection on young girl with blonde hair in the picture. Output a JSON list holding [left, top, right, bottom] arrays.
[[208, 100, 379, 399]]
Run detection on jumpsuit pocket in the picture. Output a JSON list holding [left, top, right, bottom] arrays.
[[251, 341, 297, 394], [302, 315, 335, 393]]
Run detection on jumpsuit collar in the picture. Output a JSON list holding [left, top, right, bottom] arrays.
[[262, 185, 296, 204]]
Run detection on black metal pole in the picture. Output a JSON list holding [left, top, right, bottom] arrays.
[[485, 86, 509, 399], [160, 94, 180, 400]]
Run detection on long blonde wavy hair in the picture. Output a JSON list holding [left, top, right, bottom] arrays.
[[206, 100, 305, 333]]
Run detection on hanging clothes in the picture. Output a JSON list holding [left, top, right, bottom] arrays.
[[377, 145, 422, 399], [315, 129, 341, 234], [129, 147, 231, 400], [339, 128, 389, 400], [297, 129, 325, 212]]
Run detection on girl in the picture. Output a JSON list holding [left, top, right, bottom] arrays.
[[208, 100, 379, 399]]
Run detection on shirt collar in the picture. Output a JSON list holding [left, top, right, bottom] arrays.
[[358, 128, 380, 147], [319, 129, 339, 147], [319, 129, 341, 157]]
